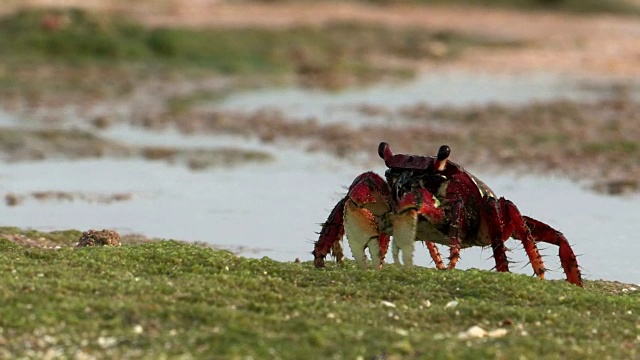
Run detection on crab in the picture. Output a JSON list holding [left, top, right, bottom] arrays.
[[312, 142, 583, 286]]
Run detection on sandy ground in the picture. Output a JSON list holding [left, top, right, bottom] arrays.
[[4, 0, 640, 77]]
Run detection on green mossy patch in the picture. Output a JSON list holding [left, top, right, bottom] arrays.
[[0, 229, 638, 359], [0, 8, 522, 92]]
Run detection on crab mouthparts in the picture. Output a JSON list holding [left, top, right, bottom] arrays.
[[435, 145, 450, 171]]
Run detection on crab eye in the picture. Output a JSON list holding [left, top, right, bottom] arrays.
[[378, 142, 393, 161], [434, 145, 451, 172], [437, 145, 451, 161]]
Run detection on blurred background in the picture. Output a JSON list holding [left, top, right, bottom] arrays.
[[0, 0, 639, 282]]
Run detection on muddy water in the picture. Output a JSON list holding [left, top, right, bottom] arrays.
[[1, 72, 639, 284]]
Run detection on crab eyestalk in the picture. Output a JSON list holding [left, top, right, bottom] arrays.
[[378, 142, 393, 162], [435, 145, 450, 172]]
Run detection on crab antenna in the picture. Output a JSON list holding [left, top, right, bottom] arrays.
[[435, 145, 450, 171], [378, 142, 393, 162]]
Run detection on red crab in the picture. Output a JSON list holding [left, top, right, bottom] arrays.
[[313, 142, 582, 286]]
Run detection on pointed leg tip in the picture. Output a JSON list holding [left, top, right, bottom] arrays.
[[569, 275, 584, 287]]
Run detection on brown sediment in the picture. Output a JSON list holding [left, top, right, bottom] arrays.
[[0, 228, 151, 249], [76, 229, 121, 247], [4, 192, 134, 207], [0, 227, 271, 254], [0, 2, 638, 194], [1, 94, 638, 194], [134, 97, 639, 195], [0, 128, 272, 168]]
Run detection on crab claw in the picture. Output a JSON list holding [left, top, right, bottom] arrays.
[[344, 200, 384, 269], [314, 172, 392, 268], [343, 172, 394, 269], [392, 188, 445, 268], [392, 212, 417, 267]]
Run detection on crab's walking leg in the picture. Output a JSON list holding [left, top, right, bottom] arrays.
[[483, 197, 510, 272], [393, 189, 445, 268], [447, 200, 465, 270], [425, 242, 446, 270], [524, 215, 583, 287], [500, 199, 546, 280], [313, 197, 347, 268]]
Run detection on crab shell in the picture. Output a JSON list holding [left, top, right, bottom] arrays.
[[313, 142, 582, 287]]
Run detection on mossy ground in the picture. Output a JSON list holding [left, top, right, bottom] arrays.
[[0, 229, 638, 359], [0, 8, 521, 95]]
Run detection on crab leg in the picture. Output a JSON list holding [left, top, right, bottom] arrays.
[[313, 197, 347, 268], [523, 215, 583, 286], [501, 199, 547, 280], [446, 200, 465, 270], [392, 188, 445, 268], [425, 241, 446, 270], [483, 197, 510, 273]]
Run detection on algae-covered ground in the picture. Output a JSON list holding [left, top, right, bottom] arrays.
[[0, 229, 639, 359]]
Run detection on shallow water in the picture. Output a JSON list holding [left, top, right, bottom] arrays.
[[1, 144, 638, 284], [219, 72, 636, 125], [1, 72, 639, 284]]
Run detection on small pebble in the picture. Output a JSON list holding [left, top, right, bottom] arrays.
[[444, 300, 458, 309], [381, 300, 396, 308]]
